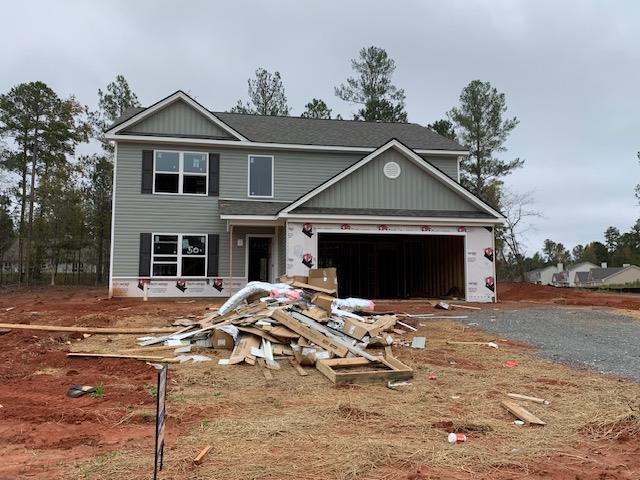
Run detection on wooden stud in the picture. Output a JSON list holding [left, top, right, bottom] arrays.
[[289, 358, 309, 376], [67, 352, 180, 363], [500, 400, 546, 425], [256, 358, 273, 380], [193, 445, 212, 465], [507, 393, 550, 405], [0, 323, 178, 334]]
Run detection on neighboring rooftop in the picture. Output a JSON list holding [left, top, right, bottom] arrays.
[[589, 267, 624, 281], [219, 199, 289, 216], [110, 103, 466, 151]]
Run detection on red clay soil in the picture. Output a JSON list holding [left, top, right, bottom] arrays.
[[497, 282, 640, 309], [0, 286, 222, 479], [0, 285, 639, 479]]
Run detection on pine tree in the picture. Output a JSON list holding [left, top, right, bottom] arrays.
[[230, 68, 289, 116]]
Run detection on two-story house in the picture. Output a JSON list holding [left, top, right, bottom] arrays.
[[105, 91, 504, 302]]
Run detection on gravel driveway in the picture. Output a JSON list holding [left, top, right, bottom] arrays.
[[459, 307, 640, 380]]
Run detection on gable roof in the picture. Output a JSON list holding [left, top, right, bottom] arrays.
[[213, 112, 464, 150], [106, 91, 466, 152], [279, 139, 504, 221], [575, 271, 590, 283], [567, 261, 598, 271], [590, 267, 624, 281], [105, 91, 248, 141]]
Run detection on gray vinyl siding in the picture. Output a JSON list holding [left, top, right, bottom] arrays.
[[424, 155, 459, 181], [302, 149, 478, 212], [112, 141, 463, 278], [124, 99, 234, 139], [221, 149, 364, 201]]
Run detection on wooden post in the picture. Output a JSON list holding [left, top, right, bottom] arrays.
[[143, 280, 149, 302], [229, 224, 234, 296]]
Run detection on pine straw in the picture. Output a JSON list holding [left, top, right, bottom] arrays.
[[71, 320, 640, 480]]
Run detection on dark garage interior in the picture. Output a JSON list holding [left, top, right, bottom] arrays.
[[318, 233, 465, 299]]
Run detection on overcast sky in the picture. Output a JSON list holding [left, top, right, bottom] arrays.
[[1, 0, 638, 254]]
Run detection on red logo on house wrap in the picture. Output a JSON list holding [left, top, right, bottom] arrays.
[[340, 224, 351, 230], [485, 276, 495, 292], [302, 253, 314, 268], [421, 225, 432, 231], [484, 247, 494, 261], [212, 278, 223, 292], [457, 226, 467, 232], [378, 224, 389, 230]]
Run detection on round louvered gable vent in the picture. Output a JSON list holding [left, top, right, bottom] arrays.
[[383, 161, 401, 179]]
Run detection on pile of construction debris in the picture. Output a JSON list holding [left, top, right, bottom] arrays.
[[130, 268, 416, 384]]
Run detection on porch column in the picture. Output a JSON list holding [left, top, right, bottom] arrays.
[[229, 224, 234, 295]]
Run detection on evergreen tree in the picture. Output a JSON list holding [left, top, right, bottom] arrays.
[[301, 99, 332, 119], [230, 68, 289, 116], [448, 80, 522, 206], [335, 46, 407, 122], [428, 119, 457, 141]]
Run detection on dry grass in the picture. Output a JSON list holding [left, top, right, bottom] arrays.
[[70, 319, 640, 480]]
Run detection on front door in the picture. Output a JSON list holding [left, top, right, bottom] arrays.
[[247, 237, 272, 282]]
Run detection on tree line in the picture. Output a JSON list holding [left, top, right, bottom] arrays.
[[0, 45, 527, 286]]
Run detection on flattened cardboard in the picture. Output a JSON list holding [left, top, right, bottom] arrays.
[[212, 329, 234, 350], [308, 268, 338, 293], [311, 293, 335, 313]]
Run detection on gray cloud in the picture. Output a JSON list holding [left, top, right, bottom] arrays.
[[1, 0, 638, 253]]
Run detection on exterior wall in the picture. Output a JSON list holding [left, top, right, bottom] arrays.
[[566, 263, 597, 287], [421, 155, 459, 181], [601, 267, 640, 285], [538, 268, 557, 285], [125, 99, 234, 138], [285, 221, 496, 302], [302, 149, 478, 212]]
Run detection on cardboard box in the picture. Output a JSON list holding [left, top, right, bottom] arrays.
[[311, 293, 335, 313], [212, 329, 235, 350], [341, 318, 379, 341], [308, 268, 338, 293], [278, 275, 308, 284]]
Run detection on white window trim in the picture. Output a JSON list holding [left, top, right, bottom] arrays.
[[152, 150, 209, 196], [247, 154, 274, 199], [151, 233, 208, 278]]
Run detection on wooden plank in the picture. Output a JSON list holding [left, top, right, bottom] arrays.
[[384, 346, 393, 358], [447, 341, 496, 346], [0, 328, 11, 335], [193, 445, 212, 465], [0, 323, 178, 334], [450, 304, 481, 310], [256, 358, 273, 380], [271, 310, 349, 357], [500, 400, 546, 425], [67, 352, 180, 363], [288, 358, 309, 376], [507, 393, 550, 405], [228, 334, 261, 365]]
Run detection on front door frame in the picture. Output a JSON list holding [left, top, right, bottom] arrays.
[[245, 234, 276, 283]]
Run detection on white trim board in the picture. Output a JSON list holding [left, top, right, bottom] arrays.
[[105, 132, 469, 156], [279, 139, 504, 221], [108, 142, 118, 298], [105, 91, 248, 141]]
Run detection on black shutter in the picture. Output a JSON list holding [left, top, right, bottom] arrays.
[[139, 233, 152, 276], [208, 153, 220, 197], [207, 234, 219, 276], [141, 150, 154, 194]]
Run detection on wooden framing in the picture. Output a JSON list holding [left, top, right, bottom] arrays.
[[315, 356, 413, 384]]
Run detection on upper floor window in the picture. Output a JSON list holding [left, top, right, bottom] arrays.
[[248, 155, 273, 198], [154, 151, 208, 195]]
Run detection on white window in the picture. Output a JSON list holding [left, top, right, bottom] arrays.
[[248, 155, 274, 198], [154, 151, 208, 195], [152, 234, 207, 277]]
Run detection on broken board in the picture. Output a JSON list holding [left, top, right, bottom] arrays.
[[316, 356, 413, 385], [500, 400, 546, 425]]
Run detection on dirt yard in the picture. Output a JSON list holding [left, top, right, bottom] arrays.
[[0, 283, 639, 479]]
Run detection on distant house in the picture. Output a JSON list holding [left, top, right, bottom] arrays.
[[526, 263, 562, 285], [574, 264, 640, 287], [552, 261, 598, 287]]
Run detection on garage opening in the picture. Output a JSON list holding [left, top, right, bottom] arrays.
[[318, 233, 465, 299]]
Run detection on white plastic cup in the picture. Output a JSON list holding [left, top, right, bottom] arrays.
[[448, 432, 467, 444]]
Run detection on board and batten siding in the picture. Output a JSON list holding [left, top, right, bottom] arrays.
[[125, 99, 234, 139], [424, 155, 459, 180], [301, 149, 478, 212]]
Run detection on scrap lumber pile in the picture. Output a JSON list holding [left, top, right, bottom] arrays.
[[130, 268, 414, 384]]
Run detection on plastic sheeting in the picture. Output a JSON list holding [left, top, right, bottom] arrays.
[[332, 297, 375, 312], [218, 281, 293, 315]]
